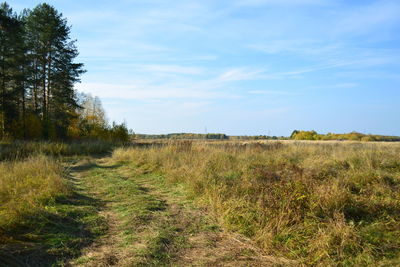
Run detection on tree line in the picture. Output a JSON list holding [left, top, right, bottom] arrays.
[[135, 133, 229, 140], [134, 133, 287, 140], [0, 2, 129, 142], [290, 130, 400, 142]]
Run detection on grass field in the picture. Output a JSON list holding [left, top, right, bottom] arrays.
[[0, 155, 108, 265], [113, 140, 400, 266], [1, 140, 399, 266], [0, 141, 115, 161]]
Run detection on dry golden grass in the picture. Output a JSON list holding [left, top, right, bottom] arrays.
[[0, 141, 114, 161], [113, 140, 400, 266], [0, 155, 69, 230], [0, 153, 110, 265]]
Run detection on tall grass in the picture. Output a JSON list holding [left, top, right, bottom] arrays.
[[0, 154, 109, 265], [112, 141, 400, 266], [0, 141, 114, 161], [0, 155, 68, 232]]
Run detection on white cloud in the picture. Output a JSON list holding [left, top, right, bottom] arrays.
[[76, 82, 218, 100], [217, 68, 266, 82], [141, 64, 204, 75], [67, 10, 120, 26], [308, 83, 358, 90], [76, 67, 269, 101], [181, 101, 211, 109], [235, 0, 328, 7], [276, 57, 397, 77], [246, 40, 341, 56], [248, 90, 294, 95]]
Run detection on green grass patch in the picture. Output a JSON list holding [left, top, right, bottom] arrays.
[[0, 192, 107, 266]]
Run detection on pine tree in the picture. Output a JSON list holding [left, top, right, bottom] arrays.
[[24, 3, 85, 139], [0, 3, 26, 138]]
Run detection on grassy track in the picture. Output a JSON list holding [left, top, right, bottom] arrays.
[[2, 141, 399, 266], [111, 142, 400, 266], [68, 157, 290, 267], [0, 157, 108, 266]]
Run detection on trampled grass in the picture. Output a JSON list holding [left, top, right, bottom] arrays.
[[74, 157, 271, 266], [112, 141, 400, 266]]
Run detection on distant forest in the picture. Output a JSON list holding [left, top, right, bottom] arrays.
[[135, 133, 280, 140], [290, 130, 400, 142], [0, 2, 128, 142], [135, 131, 400, 142]]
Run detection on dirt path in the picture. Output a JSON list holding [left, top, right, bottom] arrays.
[[68, 157, 294, 267]]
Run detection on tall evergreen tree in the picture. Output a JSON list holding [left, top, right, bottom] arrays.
[[24, 3, 84, 138], [0, 3, 25, 138], [0, 2, 121, 141]]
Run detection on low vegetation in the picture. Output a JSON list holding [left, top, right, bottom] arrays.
[[70, 155, 278, 266], [0, 155, 107, 265], [0, 155, 67, 228], [134, 131, 400, 142], [1, 140, 399, 265], [290, 130, 400, 142], [113, 141, 400, 266], [0, 141, 116, 161]]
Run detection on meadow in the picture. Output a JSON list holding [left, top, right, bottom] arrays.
[[113, 140, 400, 266], [0, 142, 113, 265], [1, 140, 399, 266], [0, 141, 115, 161]]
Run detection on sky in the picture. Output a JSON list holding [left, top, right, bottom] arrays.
[[10, 0, 400, 136]]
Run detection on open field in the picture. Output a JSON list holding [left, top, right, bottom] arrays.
[[115, 140, 400, 265], [1, 140, 399, 266]]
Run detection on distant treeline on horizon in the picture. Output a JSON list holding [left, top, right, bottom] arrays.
[[290, 130, 400, 142], [134, 133, 278, 140], [134, 131, 400, 142]]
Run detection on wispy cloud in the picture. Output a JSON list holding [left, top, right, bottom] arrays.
[[246, 40, 341, 56], [308, 83, 359, 90], [263, 57, 399, 79], [181, 101, 211, 109], [76, 82, 221, 100], [77, 67, 269, 100], [141, 64, 204, 75], [216, 68, 266, 82], [234, 0, 328, 7], [52, 0, 400, 135], [278, 62, 357, 76], [248, 90, 295, 95]]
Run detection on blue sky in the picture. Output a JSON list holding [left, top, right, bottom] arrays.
[[10, 0, 400, 136]]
